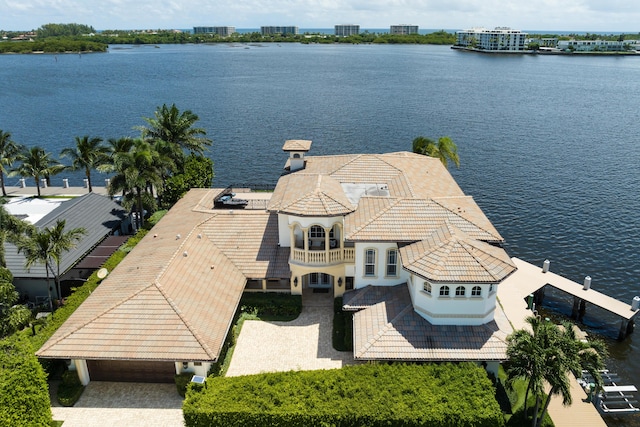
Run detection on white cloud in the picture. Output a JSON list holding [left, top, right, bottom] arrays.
[[1, 0, 639, 31]]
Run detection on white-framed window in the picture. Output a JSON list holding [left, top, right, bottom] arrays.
[[471, 286, 482, 297], [423, 282, 432, 294], [439, 286, 450, 297], [364, 249, 376, 276], [455, 286, 466, 297], [309, 225, 325, 238], [386, 249, 398, 277], [489, 284, 495, 294]]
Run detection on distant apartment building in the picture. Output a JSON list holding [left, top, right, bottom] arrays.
[[557, 39, 640, 52], [193, 26, 236, 37], [390, 25, 419, 35], [455, 27, 528, 51], [261, 26, 299, 36], [335, 25, 360, 37]]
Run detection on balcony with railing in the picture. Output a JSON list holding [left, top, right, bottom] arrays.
[[291, 246, 355, 265]]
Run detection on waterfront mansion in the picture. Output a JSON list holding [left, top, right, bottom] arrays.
[[38, 141, 516, 383]]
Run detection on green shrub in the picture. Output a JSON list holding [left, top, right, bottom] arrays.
[[175, 373, 193, 397], [239, 292, 301, 319], [57, 370, 84, 407], [183, 363, 504, 427], [0, 336, 53, 426]]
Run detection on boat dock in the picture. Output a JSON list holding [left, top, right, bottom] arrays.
[[581, 370, 640, 415], [500, 258, 639, 339]]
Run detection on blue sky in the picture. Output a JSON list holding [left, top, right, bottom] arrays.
[[1, 0, 638, 32]]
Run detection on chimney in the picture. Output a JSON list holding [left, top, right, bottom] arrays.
[[282, 139, 312, 172]]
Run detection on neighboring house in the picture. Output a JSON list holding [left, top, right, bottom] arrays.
[[455, 27, 528, 52], [5, 193, 127, 302], [38, 141, 516, 383], [557, 39, 640, 52]]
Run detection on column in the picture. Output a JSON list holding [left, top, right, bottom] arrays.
[[74, 359, 90, 385]]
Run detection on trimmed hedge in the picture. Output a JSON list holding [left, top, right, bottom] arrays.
[[57, 370, 84, 406], [239, 292, 302, 318], [183, 363, 504, 427], [0, 335, 53, 426]]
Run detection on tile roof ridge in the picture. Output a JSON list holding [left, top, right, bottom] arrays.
[[348, 197, 402, 237], [456, 239, 512, 282], [356, 300, 413, 358], [430, 197, 502, 241], [376, 153, 416, 197], [37, 282, 158, 353], [154, 279, 218, 360]]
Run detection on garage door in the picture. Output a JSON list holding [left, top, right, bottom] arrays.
[[87, 360, 175, 383]]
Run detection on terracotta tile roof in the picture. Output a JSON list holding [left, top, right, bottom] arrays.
[[282, 139, 312, 152], [267, 173, 355, 216], [345, 197, 503, 242], [344, 285, 508, 361], [399, 223, 516, 283], [37, 189, 289, 362]]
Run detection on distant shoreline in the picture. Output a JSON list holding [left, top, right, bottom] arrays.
[[451, 45, 640, 56]]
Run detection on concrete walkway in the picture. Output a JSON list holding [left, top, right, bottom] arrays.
[[226, 291, 358, 377], [50, 382, 184, 426]]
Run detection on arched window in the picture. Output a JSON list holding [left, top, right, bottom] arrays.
[[471, 286, 482, 297], [455, 286, 466, 297], [293, 153, 301, 158], [308, 225, 325, 238], [423, 282, 432, 294], [364, 249, 376, 276], [439, 286, 450, 296], [489, 284, 495, 294]]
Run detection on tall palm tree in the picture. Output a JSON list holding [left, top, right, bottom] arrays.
[[412, 136, 460, 168], [46, 219, 86, 303], [507, 316, 606, 427], [60, 135, 108, 193], [138, 103, 212, 165], [535, 322, 606, 427], [0, 130, 24, 197], [16, 228, 55, 313], [108, 139, 162, 229], [11, 146, 64, 197]]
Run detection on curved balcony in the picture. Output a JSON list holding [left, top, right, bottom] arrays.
[[291, 247, 355, 265]]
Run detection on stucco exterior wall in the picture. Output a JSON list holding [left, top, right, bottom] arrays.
[[407, 274, 497, 326], [353, 242, 408, 288]]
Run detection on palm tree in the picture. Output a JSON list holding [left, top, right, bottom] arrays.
[[60, 135, 108, 193], [11, 146, 64, 197], [505, 316, 550, 421], [506, 316, 606, 427], [16, 227, 55, 313], [535, 322, 606, 427], [138, 103, 212, 165], [0, 130, 24, 197], [412, 136, 460, 168], [46, 219, 86, 303], [108, 139, 163, 229]]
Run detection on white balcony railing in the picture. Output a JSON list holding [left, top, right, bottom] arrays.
[[291, 247, 355, 265]]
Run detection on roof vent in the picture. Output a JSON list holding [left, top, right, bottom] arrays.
[[197, 234, 202, 239], [176, 234, 181, 240], [183, 251, 188, 257]]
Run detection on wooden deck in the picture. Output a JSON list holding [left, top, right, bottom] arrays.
[[501, 258, 638, 321]]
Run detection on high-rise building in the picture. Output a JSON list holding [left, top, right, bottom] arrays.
[[193, 26, 236, 37], [390, 25, 419, 35], [455, 27, 528, 51], [335, 25, 360, 37], [261, 26, 299, 36]]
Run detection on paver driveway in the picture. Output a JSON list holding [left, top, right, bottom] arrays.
[[226, 291, 358, 376], [50, 292, 353, 426], [50, 381, 184, 426]]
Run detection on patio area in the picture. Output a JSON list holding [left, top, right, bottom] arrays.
[[225, 291, 358, 377]]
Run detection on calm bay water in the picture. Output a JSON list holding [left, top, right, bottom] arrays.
[[1, 44, 639, 425]]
